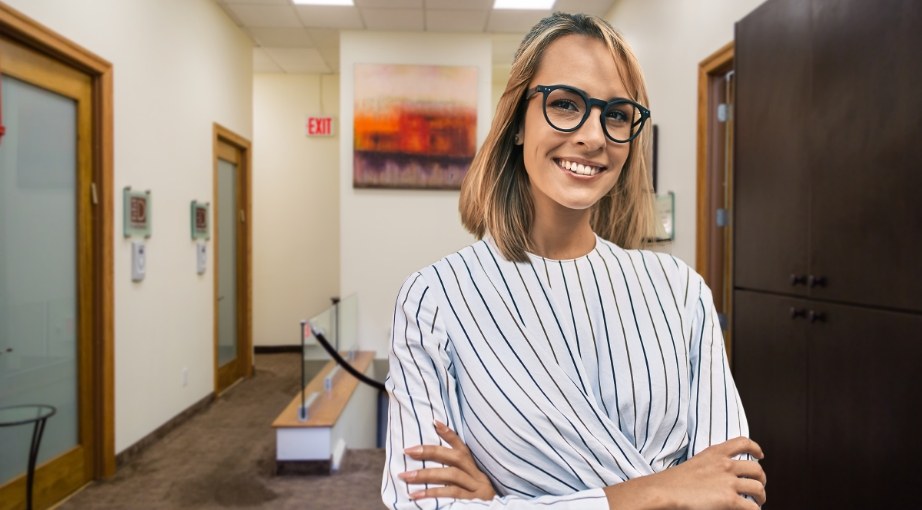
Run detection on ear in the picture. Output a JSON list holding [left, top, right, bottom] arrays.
[[514, 126, 524, 145]]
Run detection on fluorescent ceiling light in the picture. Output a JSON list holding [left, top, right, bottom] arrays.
[[293, 0, 353, 5], [494, 0, 555, 9]]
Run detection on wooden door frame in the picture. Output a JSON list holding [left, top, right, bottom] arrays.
[[695, 41, 735, 358], [212, 124, 253, 394], [0, 0, 115, 481]]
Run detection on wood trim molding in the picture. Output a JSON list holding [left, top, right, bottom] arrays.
[[695, 41, 735, 279], [0, 1, 116, 480], [212, 123, 254, 394]]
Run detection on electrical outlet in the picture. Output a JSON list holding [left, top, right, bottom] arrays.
[[182, 367, 189, 387]]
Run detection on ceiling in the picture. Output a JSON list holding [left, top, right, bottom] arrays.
[[215, 0, 617, 74]]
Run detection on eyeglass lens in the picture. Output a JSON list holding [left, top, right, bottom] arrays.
[[542, 86, 642, 142]]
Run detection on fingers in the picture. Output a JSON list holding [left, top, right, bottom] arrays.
[[407, 485, 483, 501], [434, 420, 469, 452], [713, 436, 764, 460], [405, 443, 473, 472], [735, 477, 767, 506], [401, 466, 478, 492], [732, 459, 767, 487]]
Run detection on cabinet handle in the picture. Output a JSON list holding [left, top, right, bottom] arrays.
[[808, 275, 827, 288], [808, 310, 826, 323], [789, 307, 807, 319], [790, 274, 807, 286]]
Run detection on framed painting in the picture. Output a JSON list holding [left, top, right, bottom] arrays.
[[353, 63, 478, 189]]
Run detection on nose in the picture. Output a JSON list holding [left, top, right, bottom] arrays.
[[574, 106, 607, 150]]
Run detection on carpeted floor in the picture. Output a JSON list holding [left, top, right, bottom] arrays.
[[55, 353, 386, 509]]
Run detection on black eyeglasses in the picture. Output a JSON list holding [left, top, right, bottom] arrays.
[[524, 84, 651, 143]]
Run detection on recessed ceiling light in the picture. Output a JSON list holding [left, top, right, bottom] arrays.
[[494, 0, 555, 9], [293, 0, 353, 5]]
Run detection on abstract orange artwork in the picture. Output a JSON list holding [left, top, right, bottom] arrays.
[[353, 64, 478, 189]]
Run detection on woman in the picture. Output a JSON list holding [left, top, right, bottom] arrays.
[[383, 12, 766, 510]]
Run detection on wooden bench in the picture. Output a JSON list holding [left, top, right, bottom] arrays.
[[272, 351, 378, 475]]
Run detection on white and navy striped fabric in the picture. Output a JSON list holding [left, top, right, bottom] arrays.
[[382, 235, 748, 509]]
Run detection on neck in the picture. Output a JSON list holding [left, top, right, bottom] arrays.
[[529, 208, 596, 260]]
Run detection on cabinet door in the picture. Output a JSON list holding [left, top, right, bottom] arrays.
[[733, 290, 808, 509], [807, 302, 922, 509], [733, 0, 812, 296], [808, 0, 922, 313]]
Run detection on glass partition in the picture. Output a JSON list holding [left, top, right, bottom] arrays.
[[300, 294, 358, 385]]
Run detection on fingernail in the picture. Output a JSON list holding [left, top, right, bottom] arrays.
[[399, 470, 417, 481], [433, 419, 446, 430], [404, 445, 422, 455], [409, 491, 424, 500]]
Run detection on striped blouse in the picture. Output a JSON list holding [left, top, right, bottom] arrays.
[[382, 235, 749, 509]]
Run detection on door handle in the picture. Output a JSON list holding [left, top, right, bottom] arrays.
[[790, 274, 807, 286], [808, 310, 826, 323], [808, 275, 827, 288]]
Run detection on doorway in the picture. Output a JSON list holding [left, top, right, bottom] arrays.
[[695, 42, 735, 359], [213, 124, 252, 394], [0, 4, 115, 508]]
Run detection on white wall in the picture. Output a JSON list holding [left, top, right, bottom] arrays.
[[607, 0, 764, 266], [252, 74, 340, 346], [5, 0, 253, 452], [339, 32, 491, 356]]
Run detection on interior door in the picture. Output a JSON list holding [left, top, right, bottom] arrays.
[[0, 36, 96, 509], [214, 130, 251, 394]]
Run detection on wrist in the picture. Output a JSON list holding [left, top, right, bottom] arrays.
[[604, 476, 673, 510]]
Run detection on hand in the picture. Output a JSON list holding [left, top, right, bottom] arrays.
[[605, 437, 766, 510], [399, 420, 497, 501]]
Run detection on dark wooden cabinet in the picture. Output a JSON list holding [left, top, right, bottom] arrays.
[[733, 291, 808, 509], [734, 0, 922, 508]]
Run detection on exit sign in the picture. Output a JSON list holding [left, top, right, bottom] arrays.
[[306, 116, 335, 137]]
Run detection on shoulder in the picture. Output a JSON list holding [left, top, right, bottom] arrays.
[[595, 237, 705, 298]]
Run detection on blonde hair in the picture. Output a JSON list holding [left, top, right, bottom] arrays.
[[459, 12, 655, 262]]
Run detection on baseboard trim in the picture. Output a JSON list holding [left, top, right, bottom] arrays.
[[115, 393, 214, 468], [255, 345, 302, 354]]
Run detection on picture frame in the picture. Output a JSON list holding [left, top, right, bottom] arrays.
[[123, 187, 151, 238], [353, 63, 478, 189], [190, 200, 210, 240]]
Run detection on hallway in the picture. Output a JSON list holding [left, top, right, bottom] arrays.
[[55, 353, 386, 509]]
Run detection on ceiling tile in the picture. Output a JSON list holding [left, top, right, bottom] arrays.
[[224, 4, 302, 28], [263, 47, 332, 73], [253, 48, 284, 73], [220, 0, 288, 5], [361, 8, 424, 31], [554, 0, 614, 16], [317, 46, 340, 72], [426, 9, 488, 32], [354, 0, 422, 7], [425, 0, 492, 9], [295, 5, 365, 29], [248, 27, 315, 47], [486, 9, 549, 33], [306, 28, 340, 49]]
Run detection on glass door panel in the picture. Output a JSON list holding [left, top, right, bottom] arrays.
[[0, 76, 79, 484], [217, 158, 238, 368]]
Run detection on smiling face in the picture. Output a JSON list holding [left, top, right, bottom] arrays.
[[518, 34, 631, 223]]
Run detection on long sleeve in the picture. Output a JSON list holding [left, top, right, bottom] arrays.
[[381, 272, 610, 510], [685, 276, 750, 456]]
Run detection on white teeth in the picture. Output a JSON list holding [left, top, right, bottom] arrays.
[[560, 159, 600, 176]]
